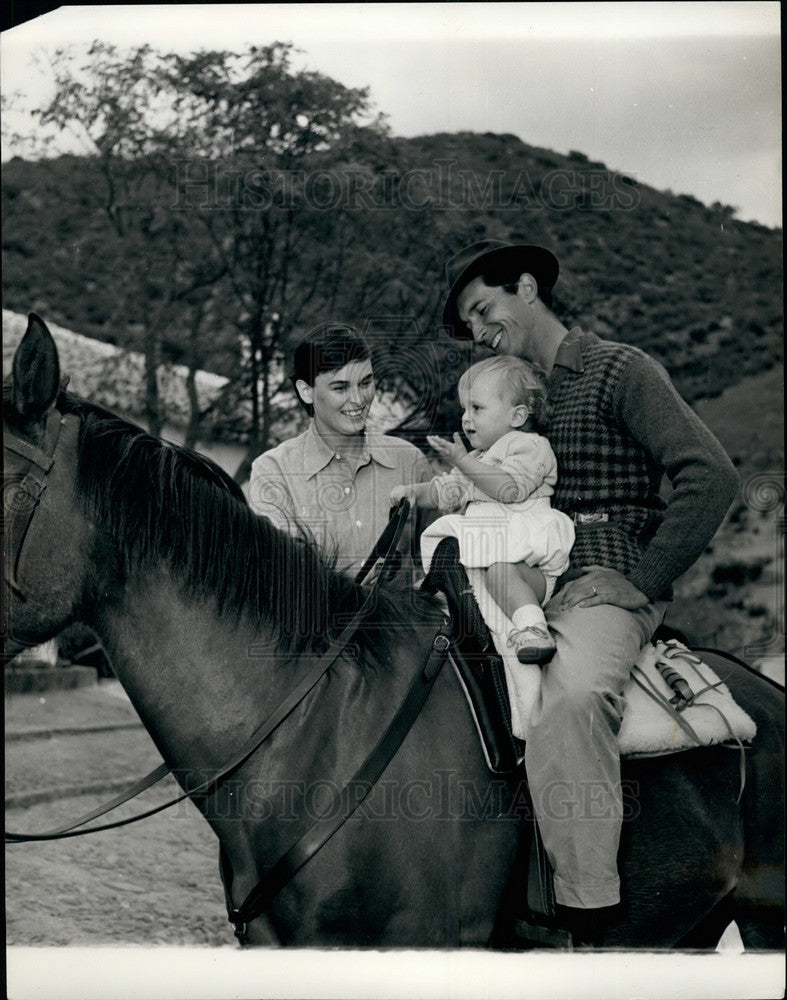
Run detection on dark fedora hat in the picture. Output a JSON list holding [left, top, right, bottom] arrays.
[[441, 239, 559, 339]]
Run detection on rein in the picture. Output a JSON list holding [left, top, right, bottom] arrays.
[[5, 498, 413, 843], [222, 628, 451, 942]]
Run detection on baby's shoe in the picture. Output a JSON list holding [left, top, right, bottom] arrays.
[[508, 624, 556, 665]]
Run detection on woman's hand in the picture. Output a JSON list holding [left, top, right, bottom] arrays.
[[427, 432, 468, 467], [390, 484, 416, 506]]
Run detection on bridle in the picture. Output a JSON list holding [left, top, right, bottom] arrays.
[[3, 407, 66, 602], [4, 480, 452, 942]]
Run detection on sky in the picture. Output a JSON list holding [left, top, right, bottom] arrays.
[[0, 2, 782, 227]]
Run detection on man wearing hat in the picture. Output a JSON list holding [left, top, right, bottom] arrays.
[[442, 240, 738, 943]]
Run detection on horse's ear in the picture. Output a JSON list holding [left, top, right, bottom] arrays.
[[12, 313, 61, 422]]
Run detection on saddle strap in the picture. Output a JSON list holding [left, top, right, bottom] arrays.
[[629, 664, 748, 801], [224, 628, 452, 941]]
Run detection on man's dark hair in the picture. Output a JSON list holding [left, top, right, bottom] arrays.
[[479, 262, 554, 310], [291, 323, 371, 415]]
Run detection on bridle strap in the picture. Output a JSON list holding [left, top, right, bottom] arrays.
[[4, 420, 58, 467], [4, 409, 65, 600], [224, 627, 452, 941], [5, 499, 413, 843]]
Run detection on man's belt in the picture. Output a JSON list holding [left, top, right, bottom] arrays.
[[572, 511, 609, 524], [566, 507, 664, 533]]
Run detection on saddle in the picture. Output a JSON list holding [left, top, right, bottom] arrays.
[[421, 537, 757, 945], [422, 537, 523, 774]]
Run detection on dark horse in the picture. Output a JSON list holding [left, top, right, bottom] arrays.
[[4, 315, 785, 949]]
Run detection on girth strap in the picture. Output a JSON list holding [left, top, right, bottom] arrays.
[[223, 628, 452, 942]]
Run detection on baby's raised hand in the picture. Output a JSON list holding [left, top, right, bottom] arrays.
[[427, 432, 468, 466]]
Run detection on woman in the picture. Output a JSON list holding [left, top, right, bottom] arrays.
[[249, 323, 432, 578]]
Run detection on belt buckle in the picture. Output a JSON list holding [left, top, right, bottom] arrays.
[[573, 512, 609, 524]]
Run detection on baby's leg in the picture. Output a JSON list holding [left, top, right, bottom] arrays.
[[486, 562, 554, 664], [485, 561, 546, 617]]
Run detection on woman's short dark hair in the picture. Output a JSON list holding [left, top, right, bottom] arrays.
[[479, 263, 553, 310], [291, 323, 371, 414]]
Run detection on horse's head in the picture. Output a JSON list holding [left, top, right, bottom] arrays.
[[3, 314, 91, 658]]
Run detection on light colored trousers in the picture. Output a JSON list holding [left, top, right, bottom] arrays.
[[525, 599, 666, 908]]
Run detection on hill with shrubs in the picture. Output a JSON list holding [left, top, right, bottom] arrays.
[[2, 131, 782, 412], [2, 131, 783, 665]]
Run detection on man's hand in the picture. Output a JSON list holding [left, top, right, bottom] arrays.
[[557, 566, 650, 611], [427, 432, 468, 467], [390, 484, 416, 506]]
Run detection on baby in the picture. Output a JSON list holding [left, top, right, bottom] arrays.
[[391, 355, 574, 663]]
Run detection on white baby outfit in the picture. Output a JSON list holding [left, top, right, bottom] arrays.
[[420, 430, 574, 605]]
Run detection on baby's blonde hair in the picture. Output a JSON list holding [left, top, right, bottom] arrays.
[[458, 355, 548, 426]]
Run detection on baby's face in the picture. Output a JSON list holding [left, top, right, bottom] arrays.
[[460, 371, 521, 450]]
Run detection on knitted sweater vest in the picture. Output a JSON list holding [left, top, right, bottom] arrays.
[[545, 337, 665, 580]]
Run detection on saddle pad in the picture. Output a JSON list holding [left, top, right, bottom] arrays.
[[465, 569, 757, 756]]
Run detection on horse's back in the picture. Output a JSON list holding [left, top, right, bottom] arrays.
[[698, 650, 785, 947], [695, 648, 785, 734]]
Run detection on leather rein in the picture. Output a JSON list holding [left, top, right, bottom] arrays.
[[5, 457, 453, 936]]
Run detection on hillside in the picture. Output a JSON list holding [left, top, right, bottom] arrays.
[[667, 365, 784, 666], [2, 133, 783, 669], [2, 132, 782, 414]]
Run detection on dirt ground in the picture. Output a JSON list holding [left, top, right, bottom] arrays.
[[5, 682, 231, 948]]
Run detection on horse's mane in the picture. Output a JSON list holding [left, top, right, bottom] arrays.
[[57, 392, 438, 661]]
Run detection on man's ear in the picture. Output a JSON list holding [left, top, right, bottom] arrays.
[[517, 273, 538, 303], [295, 379, 314, 406], [510, 404, 529, 429]]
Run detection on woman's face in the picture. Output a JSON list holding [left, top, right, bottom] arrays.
[[297, 359, 376, 440]]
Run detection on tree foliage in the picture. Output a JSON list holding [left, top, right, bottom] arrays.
[[3, 49, 781, 468], [21, 42, 446, 469]]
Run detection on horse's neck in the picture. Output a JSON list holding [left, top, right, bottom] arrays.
[[90, 563, 416, 781], [92, 565, 285, 769]]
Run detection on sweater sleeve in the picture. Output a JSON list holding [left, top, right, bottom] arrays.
[[614, 353, 738, 600]]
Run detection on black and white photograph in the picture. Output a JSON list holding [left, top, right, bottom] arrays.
[[3, 3, 784, 998]]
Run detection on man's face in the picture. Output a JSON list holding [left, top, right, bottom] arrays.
[[456, 274, 535, 358], [299, 359, 376, 440]]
